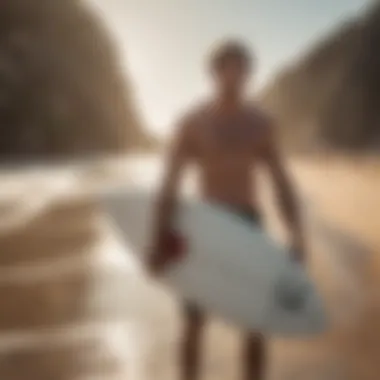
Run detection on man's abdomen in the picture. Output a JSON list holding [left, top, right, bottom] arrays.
[[199, 170, 258, 210]]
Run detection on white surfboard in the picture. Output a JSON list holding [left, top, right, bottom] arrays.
[[100, 186, 327, 336]]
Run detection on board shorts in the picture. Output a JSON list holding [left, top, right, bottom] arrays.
[[183, 204, 262, 320]]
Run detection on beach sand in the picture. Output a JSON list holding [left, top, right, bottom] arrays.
[[0, 156, 378, 380]]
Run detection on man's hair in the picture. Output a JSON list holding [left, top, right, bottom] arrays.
[[209, 39, 254, 72]]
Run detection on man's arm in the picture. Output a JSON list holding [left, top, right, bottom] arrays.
[[151, 115, 194, 256], [261, 122, 305, 262]]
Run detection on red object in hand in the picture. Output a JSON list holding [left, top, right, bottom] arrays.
[[160, 229, 187, 262], [148, 229, 187, 275]]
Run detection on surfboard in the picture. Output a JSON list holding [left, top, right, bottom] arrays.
[[100, 186, 327, 336]]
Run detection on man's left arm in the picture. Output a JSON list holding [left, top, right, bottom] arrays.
[[261, 121, 306, 262]]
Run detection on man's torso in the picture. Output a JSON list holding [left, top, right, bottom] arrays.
[[184, 101, 271, 210]]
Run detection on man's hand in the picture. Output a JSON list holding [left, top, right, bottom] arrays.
[[146, 229, 186, 276]]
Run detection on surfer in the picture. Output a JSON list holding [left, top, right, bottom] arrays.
[[148, 39, 305, 380]]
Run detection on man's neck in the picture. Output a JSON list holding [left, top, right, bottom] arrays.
[[214, 94, 244, 113]]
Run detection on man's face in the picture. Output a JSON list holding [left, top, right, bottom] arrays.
[[213, 60, 251, 96]]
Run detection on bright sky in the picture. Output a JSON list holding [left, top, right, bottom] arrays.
[[89, 0, 367, 135]]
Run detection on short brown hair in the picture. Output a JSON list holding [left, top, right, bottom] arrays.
[[209, 39, 254, 71]]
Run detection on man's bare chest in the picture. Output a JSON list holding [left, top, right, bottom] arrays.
[[193, 115, 263, 156]]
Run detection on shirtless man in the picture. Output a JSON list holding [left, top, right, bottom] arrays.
[[148, 40, 305, 380]]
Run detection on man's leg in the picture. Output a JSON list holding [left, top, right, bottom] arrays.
[[180, 302, 205, 380], [242, 332, 265, 380]]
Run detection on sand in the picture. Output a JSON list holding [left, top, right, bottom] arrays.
[[0, 156, 378, 380]]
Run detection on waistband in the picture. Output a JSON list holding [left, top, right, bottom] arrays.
[[216, 203, 261, 224]]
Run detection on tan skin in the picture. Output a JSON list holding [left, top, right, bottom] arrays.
[[149, 56, 305, 380]]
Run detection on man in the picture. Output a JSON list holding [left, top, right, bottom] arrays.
[[148, 39, 305, 380]]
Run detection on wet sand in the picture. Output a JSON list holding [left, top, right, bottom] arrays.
[[0, 157, 379, 379]]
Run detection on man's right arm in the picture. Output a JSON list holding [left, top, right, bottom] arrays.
[[150, 115, 195, 255]]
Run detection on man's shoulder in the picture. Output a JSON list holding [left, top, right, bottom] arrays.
[[172, 101, 209, 141], [178, 100, 210, 126]]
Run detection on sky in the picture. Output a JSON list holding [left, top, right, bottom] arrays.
[[89, 0, 367, 135]]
